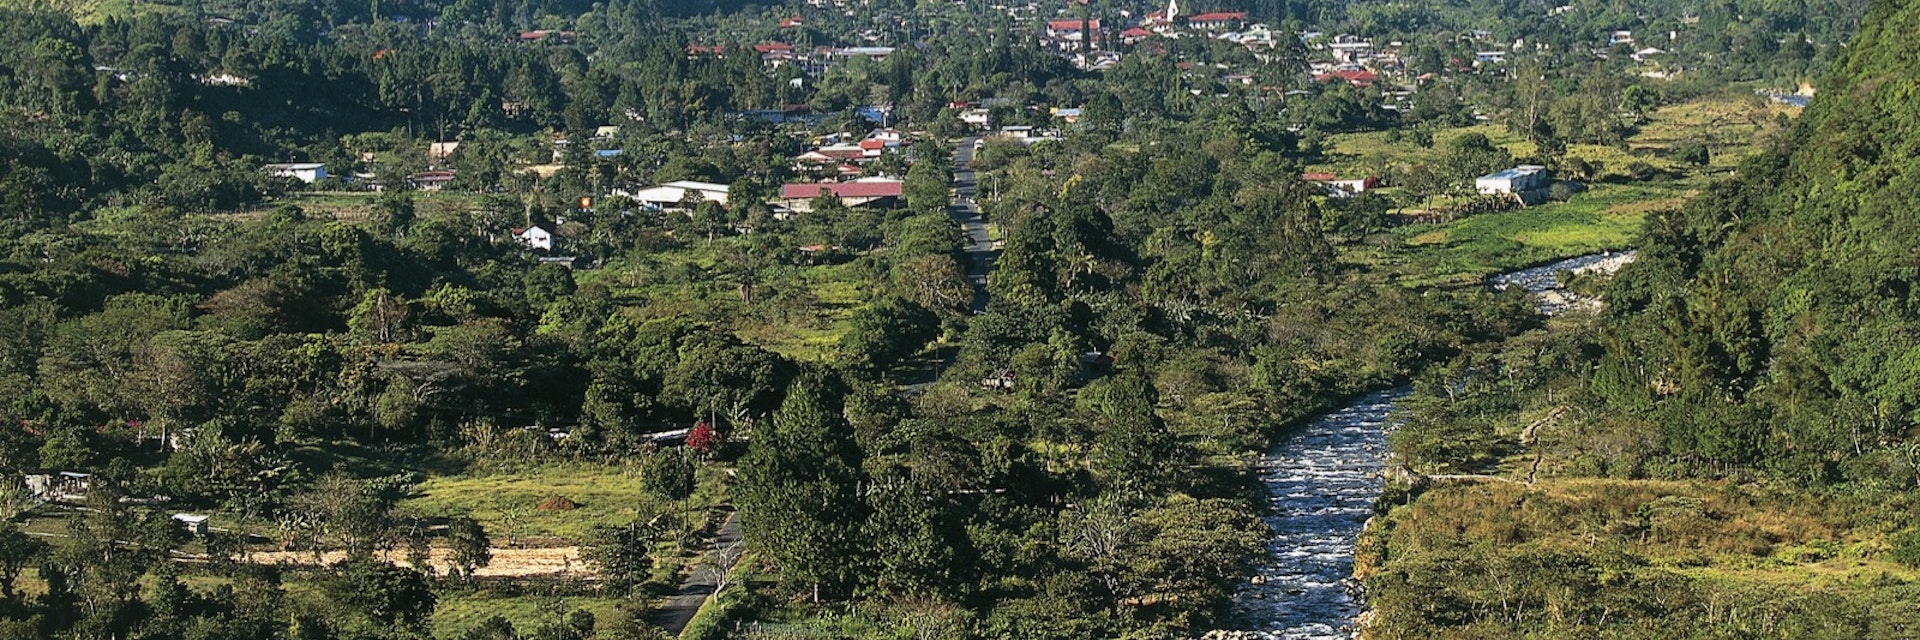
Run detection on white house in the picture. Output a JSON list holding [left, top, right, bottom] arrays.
[[865, 128, 905, 146], [409, 170, 456, 191], [959, 108, 992, 127], [262, 163, 327, 183], [1476, 165, 1551, 195], [24, 471, 90, 503], [616, 180, 731, 210], [513, 224, 556, 251]]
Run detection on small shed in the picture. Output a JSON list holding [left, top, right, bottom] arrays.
[[172, 514, 211, 536]]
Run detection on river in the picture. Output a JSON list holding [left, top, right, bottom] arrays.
[[1219, 251, 1636, 639]]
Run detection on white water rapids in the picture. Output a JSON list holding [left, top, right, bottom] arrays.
[[1217, 251, 1635, 639]]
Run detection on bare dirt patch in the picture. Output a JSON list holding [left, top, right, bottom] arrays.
[[248, 545, 589, 578]]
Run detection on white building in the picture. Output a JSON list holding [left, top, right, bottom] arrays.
[[514, 224, 555, 251], [172, 514, 211, 536], [959, 108, 992, 127], [616, 180, 731, 209], [1476, 165, 1551, 195], [262, 163, 327, 183]]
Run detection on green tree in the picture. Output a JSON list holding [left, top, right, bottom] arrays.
[[325, 559, 438, 633], [841, 297, 940, 370], [583, 519, 659, 597], [735, 375, 867, 602], [0, 521, 47, 602], [447, 515, 492, 581], [638, 447, 697, 505]]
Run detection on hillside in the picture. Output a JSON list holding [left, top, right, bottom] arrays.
[[1594, 0, 1920, 481], [1360, 1, 1920, 636]]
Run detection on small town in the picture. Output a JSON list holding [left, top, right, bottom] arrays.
[[2, 0, 1910, 638]]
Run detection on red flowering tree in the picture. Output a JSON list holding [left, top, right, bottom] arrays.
[[687, 420, 723, 457]]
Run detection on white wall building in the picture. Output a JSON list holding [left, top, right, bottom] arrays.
[[514, 224, 555, 251], [617, 180, 731, 209], [1476, 165, 1551, 195], [262, 163, 328, 183]]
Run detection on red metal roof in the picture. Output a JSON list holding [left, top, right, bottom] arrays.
[[1121, 27, 1153, 37], [1186, 11, 1247, 22], [753, 42, 793, 53], [1046, 19, 1100, 31], [1314, 69, 1378, 86], [781, 181, 904, 199]]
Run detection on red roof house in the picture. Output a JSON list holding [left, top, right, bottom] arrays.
[[777, 180, 905, 213]]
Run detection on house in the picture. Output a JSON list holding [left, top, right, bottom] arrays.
[[866, 128, 905, 146], [959, 108, 992, 127], [1144, 0, 1179, 27], [617, 180, 731, 209], [1476, 165, 1551, 198], [262, 163, 327, 183], [172, 514, 211, 536], [806, 46, 893, 74], [795, 145, 867, 167], [199, 72, 250, 87], [1044, 18, 1101, 39], [1186, 11, 1246, 30], [1313, 68, 1377, 87], [779, 15, 803, 28], [1475, 50, 1509, 65], [539, 255, 591, 269], [513, 224, 556, 251], [409, 170, 456, 190], [776, 179, 904, 214], [994, 126, 1061, 144], [1609, 30, 1634, 46], [1326, 40, 1375, 63], [24, 471, 89, 503], [754, 42, 797, 66], [1051, 107, 1083, 123], [1303, 173, 1380, 197], [1121, 27, 1154, 44]]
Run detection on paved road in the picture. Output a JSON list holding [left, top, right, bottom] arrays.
[[651, 509, 742, 636], [949, 137, 995, 313]]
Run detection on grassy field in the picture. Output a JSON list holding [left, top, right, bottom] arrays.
[[432, 590, 638, 636], [1348, 181, 1692, 286], [1311, 92, 1792, 181], [1412, 182, 1686, 278], [400, 461, 733, 543], [1325, 92, 1797, 286], [1359, 476, 1920, 636], [401, 462, 664, 543]]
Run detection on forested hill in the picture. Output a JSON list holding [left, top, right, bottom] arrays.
[[1597, 0, 1920, 483]]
